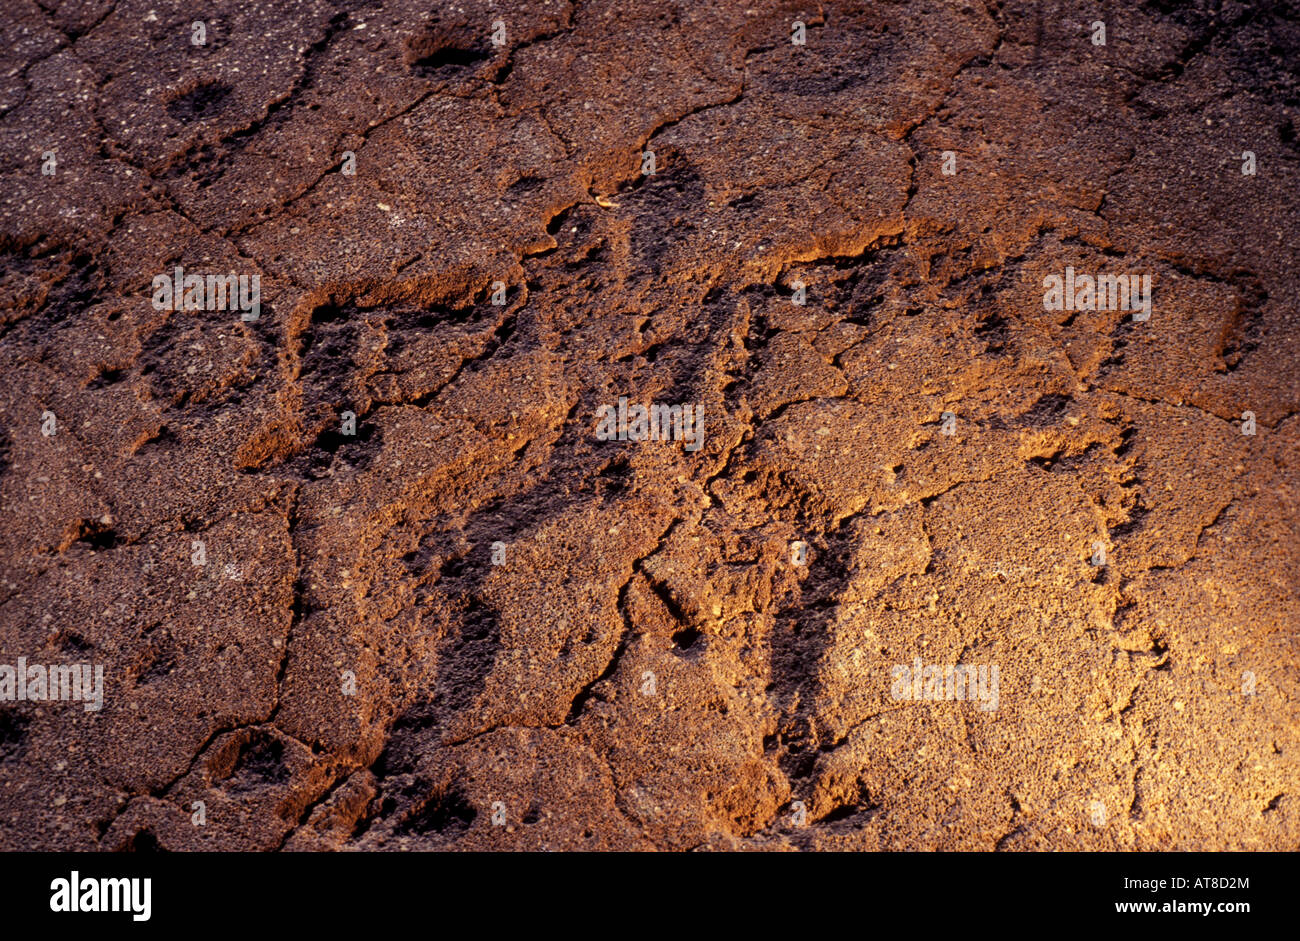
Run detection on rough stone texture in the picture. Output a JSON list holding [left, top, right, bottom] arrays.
[[0, 0, 1297, 851]]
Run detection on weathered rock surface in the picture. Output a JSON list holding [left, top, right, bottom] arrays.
[[0, 0, 1296, 850]]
